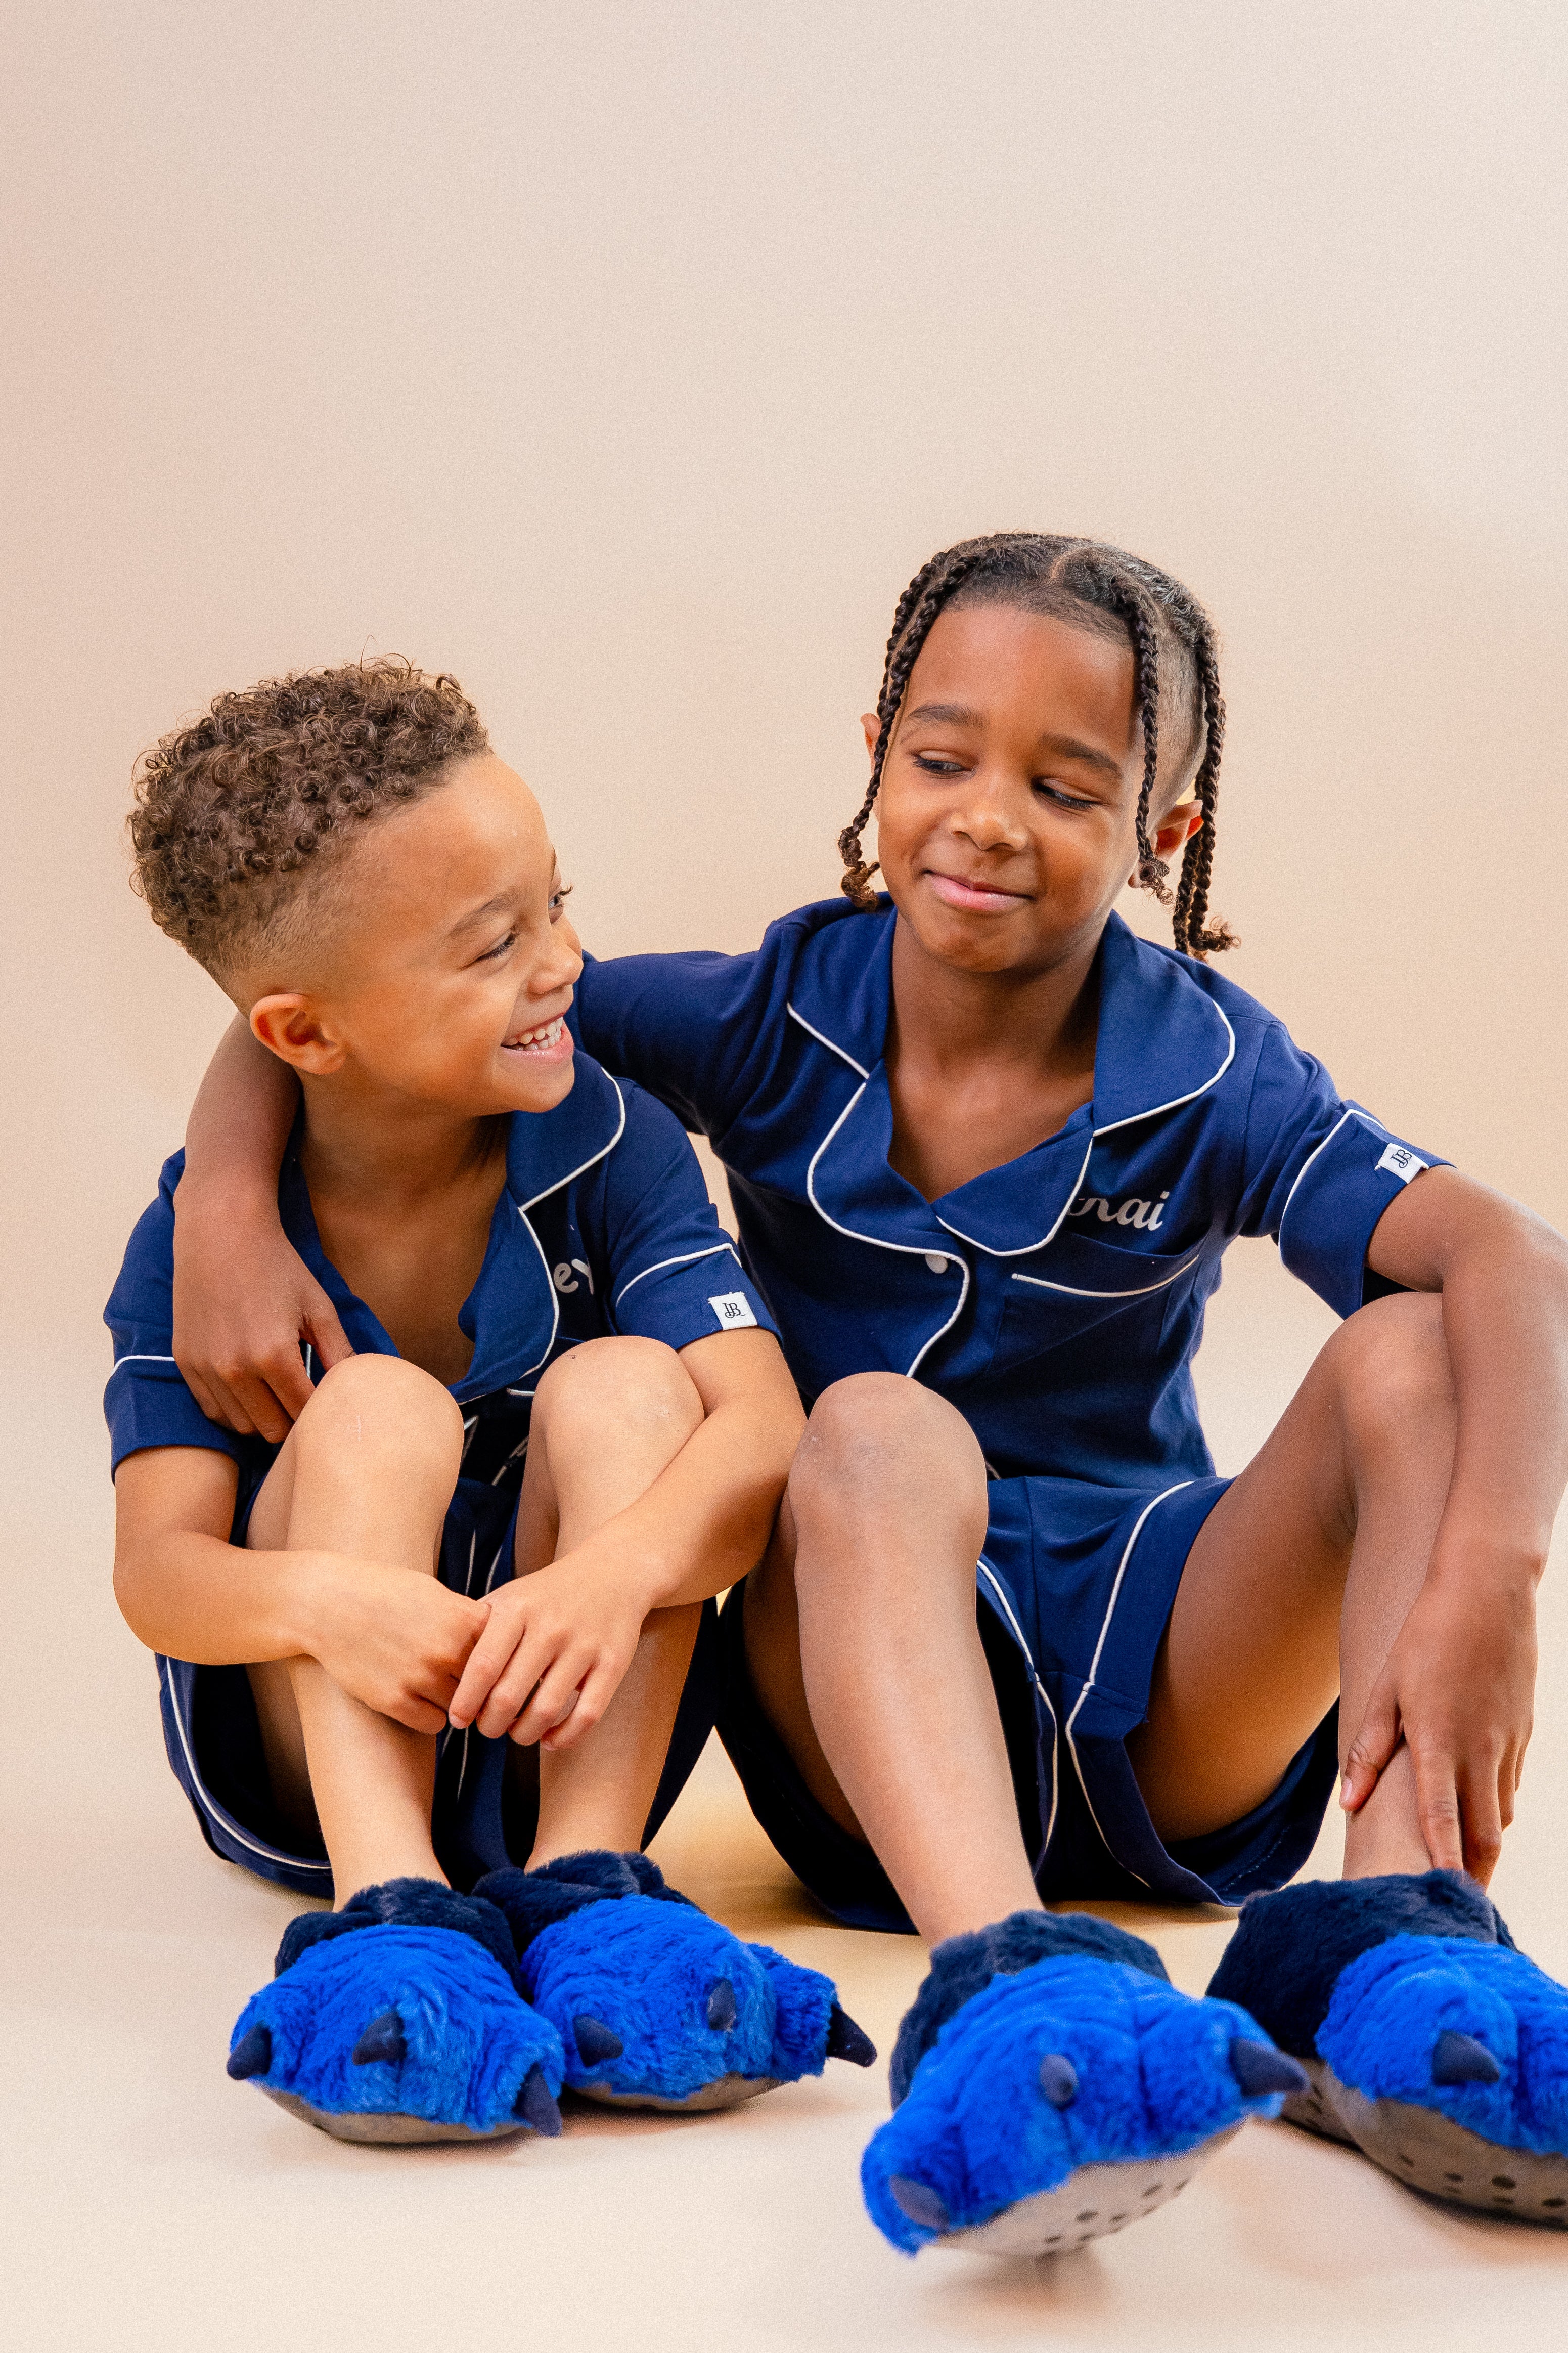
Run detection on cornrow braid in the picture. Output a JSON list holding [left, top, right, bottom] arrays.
[[838, 532, 1237, 958]]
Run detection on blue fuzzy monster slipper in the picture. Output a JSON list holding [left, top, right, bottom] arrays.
[[1209, 1870, 1568, 2226], [225, 1878, 566, 2145], [475, 1851, 875, 2112], [863, 1910, 1306, 2258]]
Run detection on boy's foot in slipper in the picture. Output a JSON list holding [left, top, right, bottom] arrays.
[[862, 1909, 1305, 2258], [1209, 1870, 1568, 2225], [476, 1851, 876, 2112], [226, 1878, 566, 2145]]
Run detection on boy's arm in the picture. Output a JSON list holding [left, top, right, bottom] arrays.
[[114, 1446, 489, 1734], [1345, 1166, 1568, 1869], [447, 1326, 803, 1749], [174, 1017, 352, 1439]]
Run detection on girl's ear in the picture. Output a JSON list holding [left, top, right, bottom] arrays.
[[861, 711, 881, 766], [249, 993, 345, 1076], [1152, 801, 1203, 860]]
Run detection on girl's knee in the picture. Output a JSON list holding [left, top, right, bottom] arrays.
[[297, 1353, 464, 1460], [532, 1335, 702, 1445]]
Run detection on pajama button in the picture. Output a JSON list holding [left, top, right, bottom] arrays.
[[925, 1253, 949, 1273]]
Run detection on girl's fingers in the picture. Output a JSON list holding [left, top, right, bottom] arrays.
[[508, 1652, 593, 1749], [1340, 1681, 1401, 1812], [539, 1661, 618, 1754], [474, 1628, 562, 1741], [448, 1615, 527, 1727]]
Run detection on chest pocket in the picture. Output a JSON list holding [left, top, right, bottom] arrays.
[[990, 1227, 1205, 1375]]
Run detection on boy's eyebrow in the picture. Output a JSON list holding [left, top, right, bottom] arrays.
[[904, 703, 1123, 778]]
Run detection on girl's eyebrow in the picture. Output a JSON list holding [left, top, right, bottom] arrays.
[[449, 891, 516, 937], [905, 702, 1123, 778]]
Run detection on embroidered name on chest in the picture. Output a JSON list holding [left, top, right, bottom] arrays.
[[1067, 1190, 1170, 1231]]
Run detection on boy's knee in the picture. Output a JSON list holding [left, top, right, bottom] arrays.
[[1332, 1292, 1453, 1447], [532, 1335, 702, 1445], [789, 1374, 984, 1520], [298, 1354, 465, 1461]]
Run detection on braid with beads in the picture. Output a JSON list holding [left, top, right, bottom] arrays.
[[838, 533, 1237, 958]]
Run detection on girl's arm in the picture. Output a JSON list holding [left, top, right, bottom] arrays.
[[173, 1017, 352, 1439], [114, 1446, 488, 1734], [1344, 1166, 1568, 1869], [447, 1327, 805, 1750]]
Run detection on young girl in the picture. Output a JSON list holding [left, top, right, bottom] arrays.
[[175, 539, 1568, 2245]]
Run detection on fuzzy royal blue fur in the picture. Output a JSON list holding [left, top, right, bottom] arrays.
[[476, 1851, 875, 2105], [864, 1910, 1302, 2253], [227, 1878, 565, 2137], [1209, 1872, 1568, 2160]]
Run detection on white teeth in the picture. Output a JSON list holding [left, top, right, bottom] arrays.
[[508, 1018, 564, 1051]]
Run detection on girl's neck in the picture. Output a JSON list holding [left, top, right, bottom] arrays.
[[887, 912, 1103, 1082], [296, 1077, 508, 1211]]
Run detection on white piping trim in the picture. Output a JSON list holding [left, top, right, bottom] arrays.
[[977, 1557, 1059, 1858], [613, 1242, 739, 1312], [1092, 1001, 1237, 1137], [107, 1353, 180, 1373], [1276, 1107, 1353, 1260], [1062, 1479, 1193, 1889], [512, 1077, 629, 1212], [161, 1661, 331, 1877], [787, 1003, 870, 1079], [1010, 1250, 1201, 1300], [510, 1210, 562, 1378], [935, 1131, 1096, 1260], [805, 1084, 971, 1378]]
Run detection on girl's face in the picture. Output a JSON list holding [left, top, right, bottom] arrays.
[[867, 602, 1201, 978]]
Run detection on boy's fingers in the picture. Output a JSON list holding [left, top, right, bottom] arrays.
[[1459, 1769, 1504, 1885], [257, 1341, 317, 1423], [229, 1371, 294, 1446], [386, 1691, 451, 1736], [473, 1628, 559, 1740], [540, 1663, 615, 1753], [1410, 1745, 1464, 1873], [178, 1364, 231, 1429], [509, 1654, 591, 1748], [303, 1290, 355, 1373], [447, 1616, 516, 1726]]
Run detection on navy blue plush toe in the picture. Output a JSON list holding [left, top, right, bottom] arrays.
[[477, 1852, 876, 2111], [1209, 1871, 1568, 2224], [863, 1910, 1297, 2257], [227, 1878, 565, 2143]]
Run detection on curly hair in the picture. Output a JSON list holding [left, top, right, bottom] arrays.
[[129, 659, 489, 987], [839, 533, 1237, 958]]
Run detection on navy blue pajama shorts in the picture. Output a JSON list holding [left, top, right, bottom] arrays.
[[716, 1470, 1340, 1931]]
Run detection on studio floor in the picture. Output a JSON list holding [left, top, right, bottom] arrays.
[[7, 1253, 1568, 2353]]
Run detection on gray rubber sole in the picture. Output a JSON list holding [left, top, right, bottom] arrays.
[[263, 2087, 525, 2144], [1286, 2058, 1568, 2226], [577, 2071, 782, 2113], [929, 2126, 1242, 2258]]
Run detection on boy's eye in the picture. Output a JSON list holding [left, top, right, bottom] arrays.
[[549, 881, 574, 921], [1037, 782, 1098, 812], [912, 754, 967, 776]]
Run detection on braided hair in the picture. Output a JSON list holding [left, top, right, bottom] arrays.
[[838, 533, 1236, 958]]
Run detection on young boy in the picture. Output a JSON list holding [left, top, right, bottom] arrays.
[[108, 659, 874, 2145]]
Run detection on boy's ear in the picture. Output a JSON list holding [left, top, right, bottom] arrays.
[[861, 711, 880, 765], [1151, 800, 1203, 861], [249, 993, 345, 1076]]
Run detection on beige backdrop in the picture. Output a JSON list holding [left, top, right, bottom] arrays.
[[4, 7, 1567, 2350]]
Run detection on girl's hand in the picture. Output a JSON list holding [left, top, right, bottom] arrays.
[[445, 1555, 651, 1751], [300, 1555, 492, 1734], [172, 1193, 353, 1441], [1340, 1566, 1537, 1885]]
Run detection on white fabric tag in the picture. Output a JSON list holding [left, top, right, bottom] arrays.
[[708, 1291, 758, 1330], [1376, 1142, 1427, 1185]]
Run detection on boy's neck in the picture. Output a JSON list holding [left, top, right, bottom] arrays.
[[888, 912, 1103, 1081], [294, 1075, 508, 1210]]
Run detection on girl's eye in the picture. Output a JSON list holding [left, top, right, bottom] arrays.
[[478, 931, 518, 963], [1037, 782, 1098, 812]]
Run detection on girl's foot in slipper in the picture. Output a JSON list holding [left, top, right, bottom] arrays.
[[1209, 1870, 1568, 2225], [226, 1878, 566, 2145], [476, 1851, 876, 2111], [863, 1910, 1305, 2257]]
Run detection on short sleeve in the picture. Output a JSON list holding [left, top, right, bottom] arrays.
[[572, 946, 773, 1137], [103, 1157, 250, 1474], [592, 1087, 779, 1351], [1236, 1023, 1450, 1319]]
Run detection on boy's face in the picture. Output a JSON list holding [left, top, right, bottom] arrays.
[[867, 602, 1202, 980], [249, 754, 582, 1117]]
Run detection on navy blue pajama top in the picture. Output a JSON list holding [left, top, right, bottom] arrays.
[[571, 898, 1446, 1489]]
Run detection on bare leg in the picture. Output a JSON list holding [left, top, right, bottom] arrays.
[[744, 1374, 1040, 1945], [508, 1337, 706, 1867], [1129, 1292, 1458, 1880], [244, 1354, 464, 1902]]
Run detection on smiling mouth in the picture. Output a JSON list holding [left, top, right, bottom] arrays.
[[926, 870, 1032, 912], [503, 1017, 569, 1055]]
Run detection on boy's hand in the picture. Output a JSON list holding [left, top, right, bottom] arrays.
[[301, 1555, 492, 1734], [172, 1192, 353, 1442], [445, 1552, 651, 1751], [1340, 1562, 1537, 1885]]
